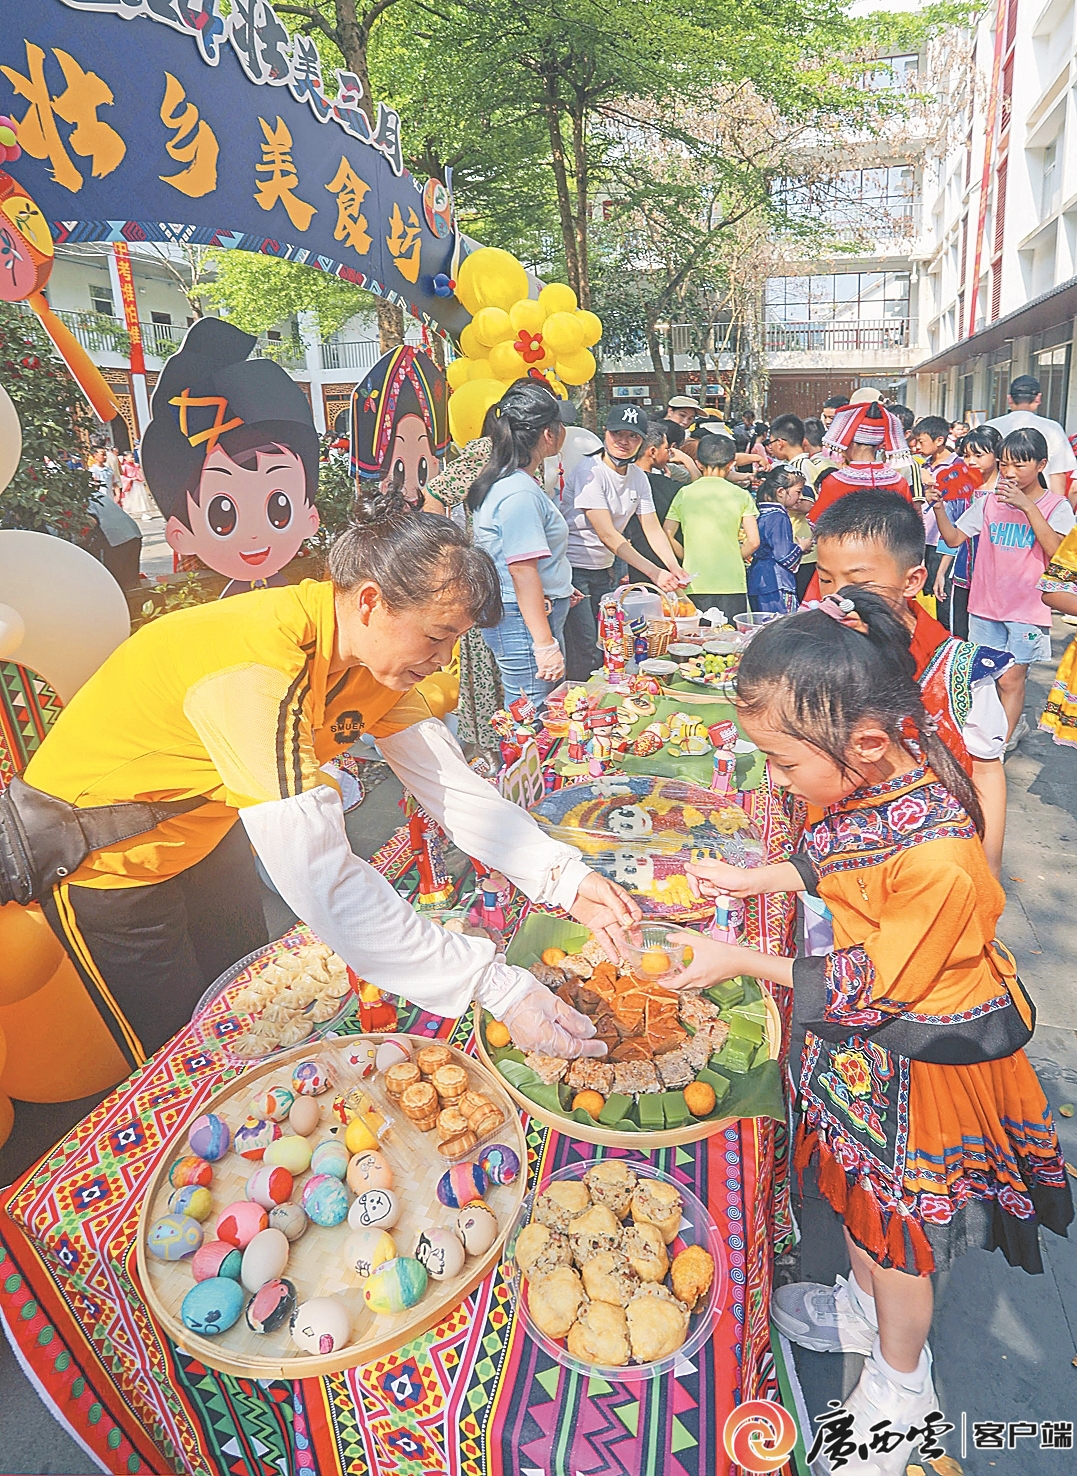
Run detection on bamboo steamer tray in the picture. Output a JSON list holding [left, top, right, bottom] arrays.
[[137, 1034, 527, 1378], [475, 991, 782, 1151]]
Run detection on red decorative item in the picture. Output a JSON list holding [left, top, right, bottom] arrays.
[[345, 967, 398, 1032], [514, 330, 545, 365], [0, 116, 21, 163]]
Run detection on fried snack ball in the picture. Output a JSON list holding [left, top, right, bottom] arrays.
[[683, 1081, 717, 1117], [670, 1245, 715, 1312], [541, 947, 568, 966], [528, 1267, 587, 1340], [486, 1020, 511, 1049], [567, 1300, 630, 1366], [572, 1090, 605, 1120]]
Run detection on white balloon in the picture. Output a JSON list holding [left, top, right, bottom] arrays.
[[0, 531, 129, 702], [0, 384, 20, 497], [541, 425, 602, 496], [0, 602, 26, 661]]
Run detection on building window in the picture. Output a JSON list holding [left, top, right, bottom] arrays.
[[765, 272, 910, 325], [90, 286, 114, 317], [988, 350, 1012, 419], [151, 312, 172, 325], [1041, 137, 1060, 218], [863, 54, 919, 91], [1034, 341, 1071, 424]]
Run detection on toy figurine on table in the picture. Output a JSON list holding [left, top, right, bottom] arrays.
[[346, 971, 398, 1033], [404, 796, 455, 908]]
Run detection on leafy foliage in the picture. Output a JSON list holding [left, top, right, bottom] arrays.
[[307, 445, 360, 555], [200, 250, 377, 339]]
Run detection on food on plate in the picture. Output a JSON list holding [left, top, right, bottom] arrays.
[[525, 1052, 569, 1085], [565, 1059, 615, 1097], [437, 1127, 478, 1158], [583, 1161, 638, 1219], [611, 1060, 660, 1097], [568, 1204, 622, 1264], [437, 1107, 470, 1141], [655, 1049, 696, 1091], [485, 1020, 512, 1049], [572, 1090, 605, 1119], [683, 1081, 717, 1117], [541, 947, 567, 966], [630, 1180, 684, 1244], [459, 1091, 505, 1136], [514, 1223, 573, 1280], [225, 942, 350, 1056], [534, 1180, 591, 1232], [581, 1250, 641, 1307], [625, 1284, 690, 1362], [528, 1266, 587, 1339], [670, 1244, 715, 1312], [400, 1081, 439, 1130], [621, 1222, 669, 1283], [432, 1063, 468, 1103], [567, 1299, 631, 1366]]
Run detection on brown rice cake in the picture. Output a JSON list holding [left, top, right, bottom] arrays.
[[568, 1204, 623, 1264], [611, 1060, 660, 1097], [655, 1049, 696, 1090], [583, 1161, 637, 1219], [565, 1059, 616, 1097], [534, 1180, 592, 1232], [678, 991, 720, 1029], [524, 1052, 569, 1085]]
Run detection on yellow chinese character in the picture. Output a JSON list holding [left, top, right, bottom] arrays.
[[386, 201, 422, 283], [1, 42, 125, 194], [254, 116, 316, 231], [325, 155, 372, 256], [159, 73, 219, 199]]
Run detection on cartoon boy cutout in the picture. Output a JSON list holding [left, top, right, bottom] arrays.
[[142, 318, 320, 597], [350, 345, 449, 510]]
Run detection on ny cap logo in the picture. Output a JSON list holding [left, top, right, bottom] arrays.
[[622, 407, 640, 423]]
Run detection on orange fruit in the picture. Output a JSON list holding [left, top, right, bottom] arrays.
[[572, 1090, 605, 1120], [541, 947, 567, 966], [682, 946, 694, 965], [684, 1081, 716, 1117], [639, 948, 671, 977], [485, 1020, 511, 1048]]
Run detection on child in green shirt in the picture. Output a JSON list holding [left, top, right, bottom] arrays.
[[663, 435, 759, 616]]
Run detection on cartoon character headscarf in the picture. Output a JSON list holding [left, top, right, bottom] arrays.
[[350, 346, 449, 507]]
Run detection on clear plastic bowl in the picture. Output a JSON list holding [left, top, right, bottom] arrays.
[[673, 615, 702, 637], [733, 611, 783, 641], [616, 921, 692, 983], [505, 1159, 724, 1383]]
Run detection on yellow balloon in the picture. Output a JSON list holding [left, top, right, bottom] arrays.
[[472, 306, 515, 348], [454, 253, 483, 315], [509, 298, 546, 334], [575, 309, 603, 347], [446, 357, 471, 391], [458, 322, 484, 360], [542, 311, 586, 357], [488, 339, 526, 380], [555, 347, 597, 386], [467, 357, 494, 380], [539, 282, 577, 316], [449, 378, 505, 446], [466, 248, 530, 312]]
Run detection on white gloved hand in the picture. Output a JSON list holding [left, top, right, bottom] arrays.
[[533, 639, 565, 682], [500, 983, 607, 1059]]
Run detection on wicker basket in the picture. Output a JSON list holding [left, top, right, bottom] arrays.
[[645, 617, 674, 655]]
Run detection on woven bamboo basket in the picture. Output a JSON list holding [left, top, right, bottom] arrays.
[[137, 1034, 527, 1378]]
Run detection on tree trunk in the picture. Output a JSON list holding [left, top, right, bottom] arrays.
[[570, 102, 590, 311], [334, 0, 374, 118], [647, 322, 672, 406], [578, 378, 597, 433], [542, 74, 580, 299], [377, 300, 405, 352], [428, 332, 446, 369]]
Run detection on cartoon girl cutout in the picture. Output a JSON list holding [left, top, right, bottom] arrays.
[[350, 346, 449, 509]]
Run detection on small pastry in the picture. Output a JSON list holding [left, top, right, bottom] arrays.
[[534, 1180, 591, 1232], [584, 1161, 638, 1220], [565, 1059, 615, 1097], [432, 1064, 468, 1102], [626, 1284, 690, 1362], [468, 1104, 505, 1138], [621, 1223, 669, 1283], [458, 1090, 490, 1121], [437, 1129, 477, 1157], [524, 1053, 568, 1085], [630, 1181, 684, 1245], [417, 1044, 453, 1078], [400, 1082, 438, 1120], [514, 1223, 573, 1280], [670, 1245, 715, 1312], [568, 1204, 622, 1265], [527, 1266, 587, 1340], [567, 1300, 631, 1367], [437, 1108, 470, 1141], [581, 1250, 640, 1307], [385, 1062, 421, 1099]]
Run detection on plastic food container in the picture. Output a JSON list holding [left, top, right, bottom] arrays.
[[637, 658, 678, 678], [733, 611, 783, 641], [703, 636, 742, 656], [616, 921, 692, 983], [505, 1159, 724, 1383], [673, 615, 702, 637]]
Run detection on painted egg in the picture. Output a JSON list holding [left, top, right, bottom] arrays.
[[347, 1188, 400, 1232], [343, 1116, 378, 1155], [241, 1227, 290, 1293], [330, 1092, 355, 1125], [291, 1059, 332, 1097], [167, 1184, 213, 1222], [268, 1203, 309, 1242], [454, 1202, 499, 1257], [246, 1164, 294, 1210], [375, 1037, 411, 1073], [290, 1296, 350, 1356], [147, 1213, 203, 1262], [191, 1240, 243, 1283], [346, 1150, 394, 1196], [310, 1140, 349, 1181], [264, 1135, 313, 1174], [414, 1228, 466, 1282], [288, 1097, 321, 1136], [169, 1155, 212, 1189], [181, 1277, 244, 1337], [245, 1277, 298, 1335], [187, 1113, 230, 1162], [234, 1116, 282, 1161], [250, 1085, 295, 1122], [216, 1200, 268, 1249], [479, 1144, 521, 1186], [301, 1174, 350, 1227], [344, 1227, 397, 1280], [363, 1257, 428, 1315], [436, 1162, 488, 1209]]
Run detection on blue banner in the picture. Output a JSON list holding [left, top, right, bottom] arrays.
[[0, 0, 466, 334]]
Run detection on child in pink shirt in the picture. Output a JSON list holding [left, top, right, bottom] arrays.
[[930, 427, 1075, 746]]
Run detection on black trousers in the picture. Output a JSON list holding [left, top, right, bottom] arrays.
[[564, 565, 616, 680], [40, 821, 267, 1072]]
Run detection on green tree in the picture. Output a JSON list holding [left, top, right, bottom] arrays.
[[0, 303, 95, 542], [200, 250, 376, 340]]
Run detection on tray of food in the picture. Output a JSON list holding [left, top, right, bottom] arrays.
[[474, 914, 783, 1149], [137, 1033, 528, 1377], [506, 1159, 723, 1381]]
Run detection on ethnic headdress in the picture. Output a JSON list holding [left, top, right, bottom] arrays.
[[822, 401, 910, 463], [349, 345, 449, 479]]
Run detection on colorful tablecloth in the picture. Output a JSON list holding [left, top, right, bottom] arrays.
[[0, 819, 797, 1476]]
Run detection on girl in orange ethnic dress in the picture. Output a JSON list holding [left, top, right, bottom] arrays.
[[672, 594, 1072, 1475]]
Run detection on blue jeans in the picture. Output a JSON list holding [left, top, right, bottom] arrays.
[[481, 596, 569, 710]]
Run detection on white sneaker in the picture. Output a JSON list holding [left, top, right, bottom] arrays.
[[1005, 714, 1030, 754], [771, 1274, 876, 1355], [810, 1344, 940, 1475]]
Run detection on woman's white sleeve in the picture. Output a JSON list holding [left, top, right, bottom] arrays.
[[963, 679, 1009, 761], [239, 786, 536, 1020], [377, 719, 590, 909]]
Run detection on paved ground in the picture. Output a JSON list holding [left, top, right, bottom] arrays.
[[4, 630, 1077, 1473]]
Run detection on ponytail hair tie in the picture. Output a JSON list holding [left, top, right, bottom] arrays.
[[804, 595, 856, 623]]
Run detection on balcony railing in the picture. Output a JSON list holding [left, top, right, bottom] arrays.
[[765, 319, 910, 353], [50, 311, 306, 368], [320, 339, 381, 372]]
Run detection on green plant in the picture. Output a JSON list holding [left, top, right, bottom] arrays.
[[135, 572, 215, 627], [306, 446, 359, 556]]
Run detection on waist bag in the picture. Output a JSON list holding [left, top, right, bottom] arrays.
[[0, 775, 206, 905]]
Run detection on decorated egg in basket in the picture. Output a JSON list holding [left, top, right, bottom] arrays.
[[169, 1155, 212, 1190], [291, 1297, 350, 1356], [187, 1113, 230, 1162], [234, 1116, 282, 1161], [291, 1059, 332, 1097], [436, 1162, 488, 1209], [347, 1188, 400, 1232], [245, 1278, 297, 1335], [414, 1228, 466, 1281], [344, 1226, 396, 1279], [301, 1174, 350, 1227], [251, 1085, 295, 1122], [182, 1277, 244, 1336], [148, 1213, 203, 1262], [363, 1256, 428, 1315]]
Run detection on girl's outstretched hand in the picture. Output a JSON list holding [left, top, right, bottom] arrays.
[[686, 859, 763, 899], [668, 931, 745, 990]]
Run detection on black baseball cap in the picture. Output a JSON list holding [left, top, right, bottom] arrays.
[[605, 404, 647, 437]]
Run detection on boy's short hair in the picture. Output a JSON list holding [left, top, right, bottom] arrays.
[[803, 416, 826, 448], [696, 434, 737, 468], [912, 416, 950, 442], [658, 418, 686, 447], [642, 419, 668, 450], [770, 412, 805, 445], [822, 394, 848, 410], [889, 404, 914, 431], [813, 489, 926, 572], [1009, 375, 1040, 404]]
